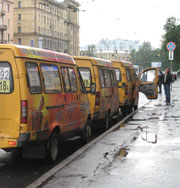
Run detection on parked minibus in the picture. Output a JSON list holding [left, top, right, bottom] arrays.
[[0, 44, 91, 162], [113, 60, 158, 116], [73, 56, 119, 129]]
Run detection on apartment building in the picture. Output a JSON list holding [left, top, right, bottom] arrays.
[[0, 0, 14, 44], [13, 0, 80, 55]]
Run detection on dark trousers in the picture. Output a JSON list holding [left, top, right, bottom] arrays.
[[164, 84, 171, 102], [158, 82, 162, 93]]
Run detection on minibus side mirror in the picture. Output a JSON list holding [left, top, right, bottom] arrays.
[[90, 83, 96, 95]]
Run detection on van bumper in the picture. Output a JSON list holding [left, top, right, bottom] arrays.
[[0, 132, 30, 150]]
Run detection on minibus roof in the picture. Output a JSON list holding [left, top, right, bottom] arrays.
[[112, 59, 134, 68], [73, 56, 113, 68], [0, 44, 75, 64]]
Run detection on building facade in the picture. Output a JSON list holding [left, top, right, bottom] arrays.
[[0, 0, 14, 44], [13, 0, 79, 55], [80, 38, 141, 61], [63, 0, 80, 55]]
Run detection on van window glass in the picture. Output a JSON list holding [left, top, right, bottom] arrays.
[[140, 69, 156, 82], [111, 70, 118, 87], [26, 62, 42, 94], [68, 68, 77, 92], [0, 62, 13, 94], [79, 68, 91, 88], [77, 69, 86, 93], [115, 68, 121, 82], [98, 69, 105, 88], [104, 69, 111, 88], [61, 67, 71, 92], [126, 69, 132, 82], [41, 64, 61, 93]]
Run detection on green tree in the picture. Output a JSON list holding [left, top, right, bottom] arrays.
[[130, 42, 153, 69]]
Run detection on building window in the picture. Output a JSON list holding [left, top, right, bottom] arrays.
[[8, 19, 10, 29], [18, 26, 21, 33], [7, 4, 10, 12], [18, 14, 21, 23], [18, 38, 21, 45], [18, 1, 21, 8], [0, 3, 2, 11]]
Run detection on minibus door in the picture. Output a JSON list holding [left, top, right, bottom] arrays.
[[138, 68, 158, 99], [0, 55, 21, 142]]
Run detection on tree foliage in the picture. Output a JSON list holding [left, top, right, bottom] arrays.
[[130, 42, 164, 69]]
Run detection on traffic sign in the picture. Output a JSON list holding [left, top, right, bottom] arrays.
[[167, 42, 176, 51], [169, 51, 174, 60]]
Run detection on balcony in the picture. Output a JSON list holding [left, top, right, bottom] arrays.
[[0, 25, 7, 31]]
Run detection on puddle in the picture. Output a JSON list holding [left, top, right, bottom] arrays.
[[115, 147, 129, 159], [140, 132, 158, 144]]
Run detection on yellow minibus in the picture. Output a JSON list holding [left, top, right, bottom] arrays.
[[0, 44, 91, 162], [113, 60, 158, 116], [73, 56, 120, 129]]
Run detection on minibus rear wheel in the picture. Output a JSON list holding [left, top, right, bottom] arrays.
[[46, 131, 60, 163]]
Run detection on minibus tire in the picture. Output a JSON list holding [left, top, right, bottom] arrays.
[[121, 107, 127, 117], [46, 131, 60, 163], [80, 119, 91, 144], [104, 114, 110, 130], [127, 106, 133, 114], [134, 105, 138, 110]]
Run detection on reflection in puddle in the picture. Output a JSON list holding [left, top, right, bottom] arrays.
[[115, 147, 129, 158], [141, 131, 157, 144]]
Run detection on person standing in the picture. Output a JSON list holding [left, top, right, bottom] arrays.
[[164, 68, 173, 103], [158, 67, 164, 93]]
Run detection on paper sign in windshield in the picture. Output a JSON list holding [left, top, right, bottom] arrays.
[[0, 67, 10, 93]]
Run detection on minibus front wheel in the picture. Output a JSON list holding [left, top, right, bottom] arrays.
[[46, 131, 60, 162], [104, 113, 110, 130], [80, 119, 92, 144]]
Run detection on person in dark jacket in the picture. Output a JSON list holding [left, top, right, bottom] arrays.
[[158, 67, 164, 93], [164, 67, 173, 103]]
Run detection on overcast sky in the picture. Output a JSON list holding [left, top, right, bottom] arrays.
[[59, 0, 180, 48]]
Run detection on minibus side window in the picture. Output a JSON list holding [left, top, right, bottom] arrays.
[[61, 67, 71, 92], [68, 68, 77, 92], [79, 68, 91, 88], [26, 62, 42, 94], [77, 69, 86, 94], [115, 68, 121, 82], [110, 70, 118, 87], [98, 69, 105, 88], [61, 67, 77, 93], [41, 64, 61, 94], [126, 69, 132, 82], [0, 62, 13, 94], [104, 69, 111, 88]]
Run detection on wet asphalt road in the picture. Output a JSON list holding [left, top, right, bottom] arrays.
[[0, 139, 83, 188]]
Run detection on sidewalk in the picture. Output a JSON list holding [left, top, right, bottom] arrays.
[[42, 79, 180, 188]]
